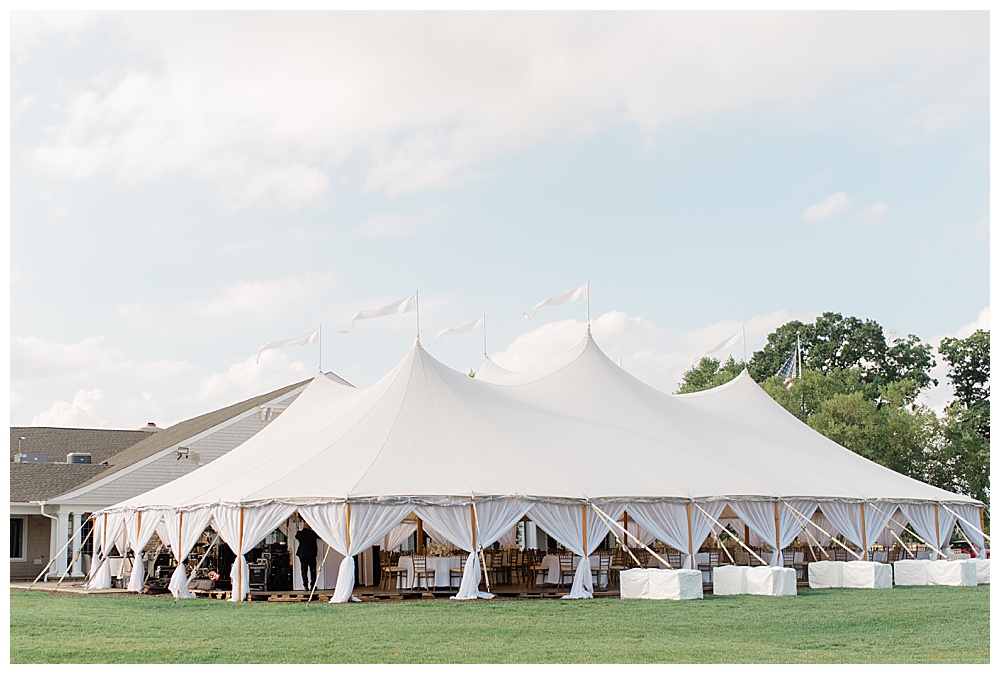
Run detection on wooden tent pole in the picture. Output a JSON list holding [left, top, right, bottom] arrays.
[[773, 502, 781, 565], [345, 503, 352, 553], [417, 517, 425, 555], [685, 503, 694, 569], [582, 505, 588, 553], [471, 505, 477, 552], [934, 505, 941, 559], [237, 507, 245, 601], [860, 502, 868, 561]]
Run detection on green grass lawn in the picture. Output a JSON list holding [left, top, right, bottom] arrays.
[[9, 585, 989, 664]]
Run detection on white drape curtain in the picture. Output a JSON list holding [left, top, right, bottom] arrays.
[[84, 515, 106, 589], [299, 503, 411, 604], [950, 504, 986, 557], [211, 503, 298, 602], [125, 509, 162, 592], [776, 501, 819, 564], [382, 521, 417, 552], [421, 520, 452, 548], [498, 526, 518, 548], [624, 519, 656, 546], [876, 507, 907, 548], [820, 501, 894, 559], [628, 501, 725, 569], [85, 511, 128, 589], [729, 501, 780, 566], [528, 502, 625, 599], [155, 508, 214, 599], [417, 499, 533, 600], [804, 511, 835, 547], [719, 517, 759, 545], [900, 503, 956, 559]]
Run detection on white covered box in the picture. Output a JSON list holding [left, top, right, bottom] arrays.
[[892, 559, 929, 586], [714, 565, 796, 596], [746, 566, 797, 596], [807, 561, 843, 589], [927, 559, 977, 587], [713, 565, 748, 596], [974, 559, 990, 584], [620, 568, 703, 600], [841, 561, 892, 589]]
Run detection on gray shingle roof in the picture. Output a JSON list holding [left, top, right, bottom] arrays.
[[10, 462, 109, 502], [10, 427, 152, 464], [9, 378, 313, 502]]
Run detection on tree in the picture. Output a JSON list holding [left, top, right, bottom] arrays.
[[749, 312, 936, 403], [938, 329, 989, 413], [676, 356, 744, 394]]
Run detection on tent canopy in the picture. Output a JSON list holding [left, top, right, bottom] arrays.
[[115, 329, 977, 511]]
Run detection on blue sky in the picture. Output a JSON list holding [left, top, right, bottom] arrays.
[[8, 10, 990, 429]]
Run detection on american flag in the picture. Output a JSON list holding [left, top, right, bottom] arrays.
[[777, 353, 796, 390]]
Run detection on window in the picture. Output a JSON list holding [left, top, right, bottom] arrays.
[[11, 518, 25, 561]]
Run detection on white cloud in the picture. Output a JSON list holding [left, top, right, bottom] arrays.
[[20, 12, 987, 205], [31, 389, 108, 427], [917, 305, 990, 413], [12, 334, 314, 429], [858, 202, 890, 225], [194, 351, 313, 406], [491, 308, 814, 394], [116, 273, 339, 332], [352, 209, 440, 239], [194, 273, 336, 322], [805, 168, 832, 188], [802, 191, 851, 222]]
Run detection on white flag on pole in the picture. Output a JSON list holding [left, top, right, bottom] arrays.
[[432, 316, 485, 345], [338, 294, 417, 333], [523, 282, 589, 320], [256, 327, 320, 364], [704, 330, 743, 356]]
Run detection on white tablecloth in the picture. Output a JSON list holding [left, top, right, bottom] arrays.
[[620, 568, 703, 600], [808, 560, 891, 589], [894, 559, 978, 587], [713, 566, 797, 596], [397, 556, 464, 589], [974, 559, 990, 584]]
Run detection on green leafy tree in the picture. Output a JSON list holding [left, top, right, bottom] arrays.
[[749, 312, 936, 402], [676, 356, 744, 394]]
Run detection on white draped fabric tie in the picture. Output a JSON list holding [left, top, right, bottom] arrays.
[[529, 502, 625, 599], [299, 503, 412, 603]]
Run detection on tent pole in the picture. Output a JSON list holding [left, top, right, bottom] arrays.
[[417, 518, 425, 555], [237, 507, 245, 601], [773, 502, 781, 566], [860, 502, 868, 561], [31, 515, 90, 588], [685, 503, 694, 569], [934, 505, 941, 559]]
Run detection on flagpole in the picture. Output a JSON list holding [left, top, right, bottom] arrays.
[[482, 314, 487, 356], [742, 325, 747, 367], [318, 324, 323, 374], [586, 279, 591, 329], [415, 290, 420, 341]]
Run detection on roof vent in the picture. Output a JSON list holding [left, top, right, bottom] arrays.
[[141, 422, 160, 432], [16, 453, 48, 464], [67, 452, 92, 464]]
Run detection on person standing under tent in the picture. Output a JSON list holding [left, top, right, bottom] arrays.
[[295, 522, 320, 590]]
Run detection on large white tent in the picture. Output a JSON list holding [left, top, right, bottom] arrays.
[[92, 329, 985, 602]]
